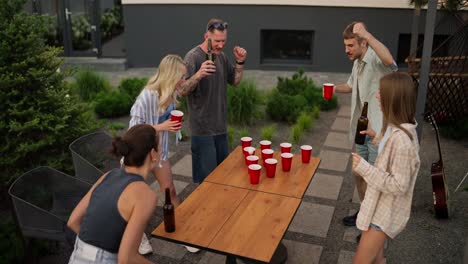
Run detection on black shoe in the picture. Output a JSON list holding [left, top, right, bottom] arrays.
[[342, 210, 359, 226], [356, 233, 362, 244]]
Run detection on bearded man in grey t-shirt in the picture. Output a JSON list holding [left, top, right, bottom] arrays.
[[178, 18, 247, 183]]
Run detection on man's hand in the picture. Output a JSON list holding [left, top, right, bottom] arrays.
[[353, 22, 370, 41], [196, 60, 216, 79], [233, 46, 247, 63]]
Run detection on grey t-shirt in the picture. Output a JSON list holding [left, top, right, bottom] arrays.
[[184, 46, 235, 136]]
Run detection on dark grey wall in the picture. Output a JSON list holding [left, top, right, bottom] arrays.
[[123, 4, 458, 72]]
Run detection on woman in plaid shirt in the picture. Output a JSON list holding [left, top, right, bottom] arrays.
[[351, 72, 420, 263]]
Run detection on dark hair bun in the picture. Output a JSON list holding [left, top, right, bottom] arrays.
[[112, 137, 130, 156]]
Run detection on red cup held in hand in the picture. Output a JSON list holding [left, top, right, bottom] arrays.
[[260, 140, 272, 150], [248, 164, 262, 184], [323, 83, 334, 101], [264, 158, 278, 178], [281, 153, 293, 172], [300, 145, 313, 163], [241, 137, 252, 149], [170, 110, 184, 123], [280, 142, 292, 153]]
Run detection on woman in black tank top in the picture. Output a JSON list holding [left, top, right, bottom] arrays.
[[67, 124, 159, 264]]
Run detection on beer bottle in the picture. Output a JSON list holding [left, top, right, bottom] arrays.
[[355, 102, 369, 145], [206, 38, 214, 62], [163, 188, 175, 233]]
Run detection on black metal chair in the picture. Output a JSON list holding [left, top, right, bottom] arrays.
[[9, 166, 92, 243], [69, 131, 120, 184]]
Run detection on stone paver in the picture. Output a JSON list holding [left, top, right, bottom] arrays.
[[343, 209, 359, 244], [150, 180, 189, 206], [149, 238, 186, 260], [171, 154, 192, 178], [306, 173, 343, 200], [318, 150, 350, 172], [337, 250, 355, 264], [331, 117, 350, 132], [289, 202, 335, 238], [282, 239, 323, 264], [337, 106, 351, 117], [198, 252, 226, 264], [324, 132, 353, 150]]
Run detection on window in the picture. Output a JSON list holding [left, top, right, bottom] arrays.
[[261, 30, 314, 64], [396, 33, 450, 66]]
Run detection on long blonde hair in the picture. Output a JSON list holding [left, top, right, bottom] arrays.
[[145, 54, 185, 114], [379, 72, 417, 140]]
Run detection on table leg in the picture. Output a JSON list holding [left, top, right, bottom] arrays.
[[226, 255, 237, 264], [239, 242, 288, 264]]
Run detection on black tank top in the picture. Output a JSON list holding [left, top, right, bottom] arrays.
[[79, 168, 144, 253]]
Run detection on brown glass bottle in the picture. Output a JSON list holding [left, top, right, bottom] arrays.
[[355, 102, 369, 145], [206, 38, 215, 62], [163, 188, 175, 233]]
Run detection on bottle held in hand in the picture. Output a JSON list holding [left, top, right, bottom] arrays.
[[206, 38, 215, 62], [163, 188, 175, 233], [355, 102, 369, 145]]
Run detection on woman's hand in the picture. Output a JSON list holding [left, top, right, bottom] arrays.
[[155, 119, 181, 132], [351, 152, 362, 171], [359, 121, 376, 140]]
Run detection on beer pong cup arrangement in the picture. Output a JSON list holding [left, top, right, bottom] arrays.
[[261, 149, 274, 162], [300, 145, 313, 163], [264, 158, 278, 178], [243, 146, 256, 156], [248, 164, 262, 184], [241, 137, 252, 148], [280, 142, 292, 153], [259, 140, 272, 150], [170, 110, 184, 123], [323, 83, 334, 101], [281, 153, 293, 172], [246, 155, 259, 166]]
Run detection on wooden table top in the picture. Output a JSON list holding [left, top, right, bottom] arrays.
[[152, 182, 301, 262], [205, 146, 320, 198]]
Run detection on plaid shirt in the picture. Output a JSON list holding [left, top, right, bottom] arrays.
[[354, 123, 420, 238]]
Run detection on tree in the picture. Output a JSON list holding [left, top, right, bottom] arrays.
[[0, 0, 99, 188]]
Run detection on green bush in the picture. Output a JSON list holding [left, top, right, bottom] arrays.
[[266, 90, 309, 123], [94, 91, 133, 118], [297, 112, 314, 131], [227, 126, 235, 149], [239, 127, 249, 138], [0, 0, 100, 186], [118, 77, 147, 100], [227, 80, 262, 125], [74, 69, 110, 101], [312, 105, 320, 119], [290, 124, 304, 145], [260, 124, 277, 141]]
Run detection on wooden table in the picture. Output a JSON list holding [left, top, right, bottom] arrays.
[[152, 146, 320, 263]]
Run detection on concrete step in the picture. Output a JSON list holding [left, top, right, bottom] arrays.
[[61, 57, 127, 72]]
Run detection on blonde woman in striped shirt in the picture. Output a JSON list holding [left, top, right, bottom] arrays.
[[351, 72, 420, 263]]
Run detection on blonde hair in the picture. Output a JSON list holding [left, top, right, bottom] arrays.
[[145, 54, 185, 114], [379, 72, 417, 140]]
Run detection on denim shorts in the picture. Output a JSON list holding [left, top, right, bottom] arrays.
[[355, 135, 378, 165], [370, 223, 382, 231], [68, 237, 118, 264]]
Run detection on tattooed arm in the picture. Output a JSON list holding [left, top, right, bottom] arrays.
[[178, 60, 215, 97], [233, 64, 244, 86]]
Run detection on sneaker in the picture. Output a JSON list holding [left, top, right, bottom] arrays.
[[184, 245, 201, 253], [342, 210, 359, 226], [139, 233, 153, 255]]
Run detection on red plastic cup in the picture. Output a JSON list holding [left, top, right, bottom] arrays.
[[241, 137, 252, 149], [265, 158, 278, 178], [260, 140, 272, 150], [248, 164, 262, 184], [280, 142, 292, 153], [300, 145, 313, 163], [261, 149, 274, 162], [323, 83, 334, 101], [281, 153, 293, 172], [246, 155, 259, 166], [243, 146, 256, 157], [170, 110, 184, 123]]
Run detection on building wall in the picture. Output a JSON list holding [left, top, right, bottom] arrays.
[[122, 4, 457, 71]]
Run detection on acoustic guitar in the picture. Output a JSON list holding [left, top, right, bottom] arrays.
[[427, 113, 449, 219]]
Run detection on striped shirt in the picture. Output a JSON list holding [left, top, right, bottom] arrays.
[[354, 123, 420, 238], [129, 88, 174, 161]]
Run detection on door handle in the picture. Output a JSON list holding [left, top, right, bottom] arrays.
[[65, 8, 72, 21]]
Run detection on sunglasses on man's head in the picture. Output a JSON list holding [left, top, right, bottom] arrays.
[[207, 22, 228, 31]]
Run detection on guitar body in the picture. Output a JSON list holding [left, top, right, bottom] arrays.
[[427, 114, 449, 219], [431, 160, 449, 218]]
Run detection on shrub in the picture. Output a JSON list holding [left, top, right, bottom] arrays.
[[290, 124, 304, 145], [297, 112, 314, 131], [260, 124, 277, 141], [94, 91, 133, 118], [118, 77, 147, 100], [312, 105, 320, 119], [74, 68, 110, 101], [227, 80, 262, 125], [266, 90, 309, 123], [227, 126, 235, 149], [239, 127, 249, 138]]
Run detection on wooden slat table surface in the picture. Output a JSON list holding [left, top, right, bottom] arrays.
[[205, 146, 320, 198], [209, 191, 301, 262], [152, 182, 249, 248]]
